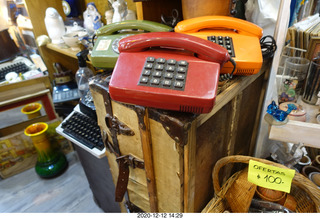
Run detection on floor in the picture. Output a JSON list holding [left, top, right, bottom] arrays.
[[0, 151, 105, 213]]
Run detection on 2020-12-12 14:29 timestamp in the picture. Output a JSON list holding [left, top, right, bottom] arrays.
[[137, 213, 183, 218]]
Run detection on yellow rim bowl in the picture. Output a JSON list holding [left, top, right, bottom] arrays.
[[21, 103, 42, 115], [24, 122, 48, 137]]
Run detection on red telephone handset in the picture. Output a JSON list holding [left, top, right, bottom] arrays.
[[118, 32, 231, 65], [109, 32, 234, 113]]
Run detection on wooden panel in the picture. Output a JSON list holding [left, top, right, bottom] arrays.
[[112, 102, 144, 160], [197, 69, 265, 127], [127, 168, 150, 212], [150, 119, 182, 212], [0, 76, 51, 103], [181, 0, 231, 19], [135, 0, 182, 23], [233, 73, 265, 156], [89, 87, 113, 143], [0, 76, 51, 92], [184, 120, 197, 212], [193, 102, 234, 212], [255, 0, 292, 158], [0, 84, 46, 104], [269, 121, 320, 149]]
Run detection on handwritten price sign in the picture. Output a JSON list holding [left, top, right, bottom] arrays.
[[248, 160, 295, 193]]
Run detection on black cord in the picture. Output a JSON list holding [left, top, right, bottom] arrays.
[[219, 58, 236, 81], [260, 35, 277, 60], [91, 34, 97, 47]]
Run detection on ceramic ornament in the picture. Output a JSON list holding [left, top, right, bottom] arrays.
[[105, 0, 136, 25], [44, 7, 66, 44], [83, 2, 103, 35]]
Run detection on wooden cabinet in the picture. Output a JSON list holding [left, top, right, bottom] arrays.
[[89, 63, 269, 212]]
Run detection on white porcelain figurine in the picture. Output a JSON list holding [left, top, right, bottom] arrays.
[[105, 0, 136, 25], [44, 7, 66, 44], [83, 2, 104, 35]]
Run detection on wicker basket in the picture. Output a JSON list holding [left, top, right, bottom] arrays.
[[202, 155, 320, 213]]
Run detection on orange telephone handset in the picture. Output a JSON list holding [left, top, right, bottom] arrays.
[[109, 32, 234, 113], [175, 16, 263, 75]]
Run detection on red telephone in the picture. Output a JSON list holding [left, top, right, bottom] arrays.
[[109, 32, 235, 113]]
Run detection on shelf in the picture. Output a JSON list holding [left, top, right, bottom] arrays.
[[268, 100, 320, 149], [46, 43, 93, 63], [46, 43, 81, 59]]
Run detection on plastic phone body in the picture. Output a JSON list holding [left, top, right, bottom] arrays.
[[91, 20, 171, 69], [175, 16, 263, 75], [109, 32, 231, 114]]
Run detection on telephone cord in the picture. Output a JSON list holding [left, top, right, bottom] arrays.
[[92, 34, 97, 47], [219, 58, 236, 81], [260, 35, 277, 60]]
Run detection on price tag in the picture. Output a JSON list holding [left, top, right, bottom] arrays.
[[247, 160, 295, 193]]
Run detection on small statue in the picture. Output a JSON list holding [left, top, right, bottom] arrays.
[[105, 0, 136, 25], [83, 2, 104, 35], [44, 7, 66, 44]]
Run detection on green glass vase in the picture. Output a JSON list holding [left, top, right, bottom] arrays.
[[24, 122, 68, 178]]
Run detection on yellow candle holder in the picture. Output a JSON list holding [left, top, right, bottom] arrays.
[[21, 102, 42, 119]]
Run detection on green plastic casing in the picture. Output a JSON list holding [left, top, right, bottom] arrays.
[[91, 20, 172, 69]]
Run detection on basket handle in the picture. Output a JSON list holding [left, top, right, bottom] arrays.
[[212, 155, 320, 206]]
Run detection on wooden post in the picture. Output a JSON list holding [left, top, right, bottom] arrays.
[[137, 107, 158, 212]]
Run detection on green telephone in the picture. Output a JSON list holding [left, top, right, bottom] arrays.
[[91, 20, 172, 69]]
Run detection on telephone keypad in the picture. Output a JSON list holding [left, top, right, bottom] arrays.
[[207, 36, 235, 57], [139, 57, 188, 91]]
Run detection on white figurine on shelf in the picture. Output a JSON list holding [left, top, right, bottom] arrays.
[[44, 7, 65, 44], [83, 2, 104, 35], [105, 0, 136, 25]]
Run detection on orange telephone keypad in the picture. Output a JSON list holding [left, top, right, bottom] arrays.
[[207, 36, 235, 57]]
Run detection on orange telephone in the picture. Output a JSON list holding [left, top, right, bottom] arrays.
[[175, 16, 263, 76], [109, 32, 235, 114]]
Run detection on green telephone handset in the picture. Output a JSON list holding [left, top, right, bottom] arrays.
[[91, 20, 172, 69]]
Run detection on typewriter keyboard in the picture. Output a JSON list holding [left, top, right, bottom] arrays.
[[61, 111, 104, 151]]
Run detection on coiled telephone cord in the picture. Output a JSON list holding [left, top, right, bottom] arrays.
[[219, 58, 236, 81]]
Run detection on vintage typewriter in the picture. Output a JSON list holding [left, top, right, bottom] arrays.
[[56, 93, 106, 158]]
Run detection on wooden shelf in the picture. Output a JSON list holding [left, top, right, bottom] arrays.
[[268, 100, 320, 149], [46, 43, 81, 59]]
